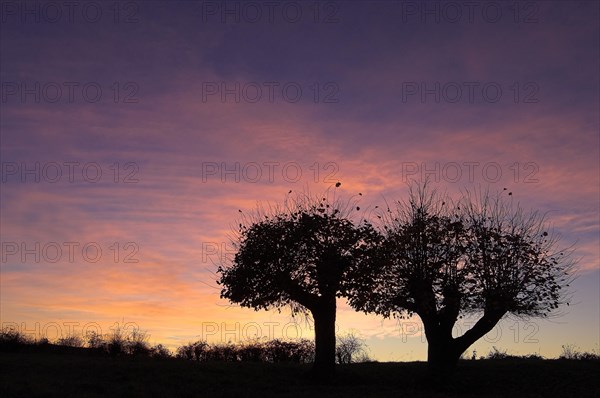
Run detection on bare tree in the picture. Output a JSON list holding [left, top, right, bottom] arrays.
[[336, 332, 370, 364]]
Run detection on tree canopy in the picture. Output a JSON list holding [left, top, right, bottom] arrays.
[[218, 192, 380, 313], [217, 190, 381, 378], [348, 184, 575, 376], [217, 183, 576, 379]]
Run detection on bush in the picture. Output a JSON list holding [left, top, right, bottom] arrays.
[[86, 331, 106, 351], [1, 324, 381, 365], [483, 347, 545, 360], [96, 325, 152, 356], [336, 333, 370, 364], [0, 328, 34, 349], [176, 342, 194, 360], [264, 339, 314, 363], [107, 327, 127, 356], [522, 353, 544, 360], [57, 334, 84, 348], [206, 343, 238, 361], [293, 339, 316, 363], [486, 346, 512, 360], [127, 329, 151, 356], [176, 341, 209, 361], [559, 344, 600, 360], [174, 338, 316, 363], [237, 339, 266, 362], [150, 344, 172, 359]]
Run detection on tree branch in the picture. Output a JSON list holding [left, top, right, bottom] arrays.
[[454, 310, 506, 352]]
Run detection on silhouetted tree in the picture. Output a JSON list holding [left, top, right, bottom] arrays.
[[336, 332, 369, 364], [218, 189, 381, 379], [349, 184, 575, 379]]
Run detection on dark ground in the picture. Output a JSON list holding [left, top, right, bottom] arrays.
[[1, 347, 598, 397]]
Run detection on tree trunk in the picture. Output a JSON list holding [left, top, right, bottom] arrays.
[[427, 338, 463, 380], [424, 310, 507, 382], [310, 297, 337, 381], [421, 316, 462, 381]]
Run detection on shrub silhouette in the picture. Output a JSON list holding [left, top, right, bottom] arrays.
[[4, 326, 597, 370], [176, 340, 208, 361], [56, 334, 84, 348], [83, 326, 151, 356], [206, 343, 238, 361], [127, 329, 151, 356], [150, 344, 172, 359], [336, 333, 370, 364], [486, 346, 512, 360], [174, 338, 315, 363], [560, 344, 600, 360], [264, 339, 315, 363], [0, 328, 34, 350], [107, 329, 127, 356], [237, 339, 266, 362], [86, 331, 106, 351]]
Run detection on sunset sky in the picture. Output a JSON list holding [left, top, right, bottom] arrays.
[[1, 1, 598, 361]]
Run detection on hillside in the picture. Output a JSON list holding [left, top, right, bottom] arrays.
[[1, 347, 598, 397]]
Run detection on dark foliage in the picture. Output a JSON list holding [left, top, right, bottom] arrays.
[[218, 189, 382, 378], [176, 338, 315, 363], [349, 183, 576, 377], [2, 349, 599, 398]]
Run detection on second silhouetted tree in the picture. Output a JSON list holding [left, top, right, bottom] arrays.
[[349, 184, 575, 380]]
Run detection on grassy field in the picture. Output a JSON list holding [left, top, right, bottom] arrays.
[[1, 348, 598, 397]]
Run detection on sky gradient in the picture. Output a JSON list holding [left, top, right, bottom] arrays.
[[1, 0, 599, 361]]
